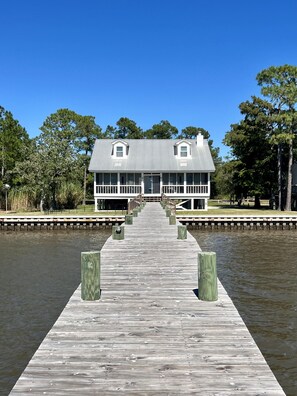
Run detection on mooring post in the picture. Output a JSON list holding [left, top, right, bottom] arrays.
[[132, 208, 138, 217], [112, 225, 125, 240], [198, 251, 218, 301], [169, 215, 176, 225], [177, 225, 187, 239], [81, 251, 100, 301], [125, 214, 133, 225]]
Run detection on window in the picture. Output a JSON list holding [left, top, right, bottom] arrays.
[[120, 173, 142, 185], [180, 146, 188, 157], [116, 146, 124, 157], [96, 173, 118, 185], [186, 173, 207, 185]]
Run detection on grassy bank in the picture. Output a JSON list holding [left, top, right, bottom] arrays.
[[1, 201, 297, 217]]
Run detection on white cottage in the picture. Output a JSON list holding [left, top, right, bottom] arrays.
[[89, 133, 215, 211]]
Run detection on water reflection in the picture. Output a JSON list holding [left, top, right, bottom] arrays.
[[0, 230, 110, 396], [191, 229, 297, 396]]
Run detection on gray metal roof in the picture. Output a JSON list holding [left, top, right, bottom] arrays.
[[89, 139, 215, 172]]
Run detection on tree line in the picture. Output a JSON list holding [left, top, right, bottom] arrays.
[[1, 64, 296, 212], [222, 64, 297, 211]]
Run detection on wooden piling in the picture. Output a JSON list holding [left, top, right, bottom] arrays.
[[125, 214, 133, 225], [132, 208, 138, 217], [177, 225, 187, 239], [81, 251, 100, 301], [198, 251, 218, 301], [165, 208, 171, 217], [169, 215, 176, 225], [112, 225, 125, 240]]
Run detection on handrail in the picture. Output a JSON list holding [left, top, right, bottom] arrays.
[[161, 193, 176, 214], [128, 194, 143, 213]]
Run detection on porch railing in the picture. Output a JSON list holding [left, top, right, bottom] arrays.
[[120, 185, 142, 194], [96, 184, 208, 195], [186, 185, 208, 194], [95, 185, 141, 195], [96, 185, 118, 194], [162, 185, 208, 194], [162, 185, 184, 194]]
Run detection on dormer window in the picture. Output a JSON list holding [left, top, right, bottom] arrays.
[[174, 140, 191, 158], [180, 146, 188, 157], [112, 140, 129, 158], [116, 146, 123, 157]]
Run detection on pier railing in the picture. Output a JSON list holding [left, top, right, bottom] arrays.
[[128, 194, 143, 213], [161, 193, 176, 214]]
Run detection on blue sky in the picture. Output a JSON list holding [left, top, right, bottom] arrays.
[[1, 0, 296, 157]]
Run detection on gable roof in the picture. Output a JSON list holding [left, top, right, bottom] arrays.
[[89, 139, 215, 172]]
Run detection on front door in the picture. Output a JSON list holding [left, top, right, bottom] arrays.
[[144, 174, 160, 194]]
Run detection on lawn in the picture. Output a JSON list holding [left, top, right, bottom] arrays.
[[176, 200, 297, 216], [0, 205, 127, 217], [1, 201, 297, 217]]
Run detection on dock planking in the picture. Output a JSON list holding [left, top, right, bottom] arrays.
[[10, 203, 285, 395]]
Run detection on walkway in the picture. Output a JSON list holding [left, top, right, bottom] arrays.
[[10, 203, 284, 395]]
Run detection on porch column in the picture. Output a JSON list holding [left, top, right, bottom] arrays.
[[191, 198, 194, 210], [141, 173, 144, 195], [184, 172, 187, 194], [208, 172, 210, 196], [117, 172, 120, 194], [94, 172, 97, 196], [205, 199, 208, 211], [94, 173, 98, 212], [160, 173, 163, 195]]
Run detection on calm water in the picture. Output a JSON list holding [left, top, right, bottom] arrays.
[[0, 230, 110, 396], [0, 230, 296, 395], [191, 229, 297, 396]]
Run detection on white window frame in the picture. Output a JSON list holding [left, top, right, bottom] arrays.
[[116, 145, 124, 157], [180, 145, 188, 157], [112, 141, 128, 158]]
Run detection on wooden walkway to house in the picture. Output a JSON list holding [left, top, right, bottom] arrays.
[[10, 203, 284, 395]]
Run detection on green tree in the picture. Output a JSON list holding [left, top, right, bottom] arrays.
[[37, 108, 82, 209], [115, 117, 144, 139], [177, 126, 207, 140], [76, 115, 102, 205], [145, 120, 178, 139], [0, 106, 30, 184], [257, 65, 297, 211], [213, 159, 240, 201], [224, 96, 277, 207], [103, 125, 117, 139]]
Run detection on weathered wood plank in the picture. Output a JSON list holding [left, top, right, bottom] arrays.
[[10, 202, 285, 395]]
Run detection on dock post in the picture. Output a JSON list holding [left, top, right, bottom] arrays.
[[125, 214, 133, 225], [198, 252, 218, 301], [177, 225, 187, 239], [132, 208, 138, 217], [169, 215, 176, 225], [81, 251, 100, 301], [112, 225, 125, 240]]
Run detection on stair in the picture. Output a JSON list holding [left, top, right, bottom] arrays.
[[143, 196, 161, 202]]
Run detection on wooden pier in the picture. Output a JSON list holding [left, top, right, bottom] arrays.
[[10, 203, 285, 395]]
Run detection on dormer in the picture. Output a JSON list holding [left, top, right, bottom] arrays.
[[112, 140, 129, 158], [174, 140, 192, 158]]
